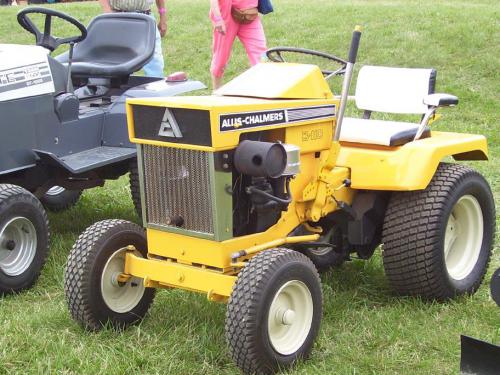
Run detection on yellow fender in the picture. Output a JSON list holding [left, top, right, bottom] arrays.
[[336, 131, 488, 191]]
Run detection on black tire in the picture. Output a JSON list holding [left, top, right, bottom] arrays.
[[301, 226, 346, 271], [64, 219, 155, 330], [490, 268, 500, 307], [0, 184, 50, 295], [382, 163, 495, 300], [129, 159, 142, 219], [225, 248, 322, 374], [40, 186, 82, 212]]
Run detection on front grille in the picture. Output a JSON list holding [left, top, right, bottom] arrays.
[[142, 145, 214, 235]]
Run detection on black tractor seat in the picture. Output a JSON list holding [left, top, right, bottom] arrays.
[[56, 13, 156, 79]]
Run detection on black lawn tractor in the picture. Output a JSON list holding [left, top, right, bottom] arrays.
[[0, 7, 205, 294]]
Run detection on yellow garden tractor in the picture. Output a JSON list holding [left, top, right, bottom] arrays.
[[64, 28, 495, 374]]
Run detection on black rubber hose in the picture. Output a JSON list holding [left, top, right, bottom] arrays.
[[247, 178, 292, 206]]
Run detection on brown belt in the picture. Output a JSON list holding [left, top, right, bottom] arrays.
[[231, 7, 258, 24]]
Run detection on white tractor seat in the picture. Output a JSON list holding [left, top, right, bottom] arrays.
[[340, 117, 430, 146], [336, 65, 459, 147]]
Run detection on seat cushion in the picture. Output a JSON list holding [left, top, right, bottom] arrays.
[[56, 13, 156, 79], [340, 117, 430, 146]]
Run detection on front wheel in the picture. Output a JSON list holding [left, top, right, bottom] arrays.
[[64, 219, 155, 330], [382, 163, 495, 300], [225, 249, 322, 374], [0, 184, 50, 295]]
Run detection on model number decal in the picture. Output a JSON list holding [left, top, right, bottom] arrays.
[[219, 105, 336, 132], [0, 62, 52, 94], [302, 129, 324, 142]]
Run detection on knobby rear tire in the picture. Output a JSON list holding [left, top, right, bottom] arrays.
[[382, 163, 495, 300], [40, 187, 82, 212]]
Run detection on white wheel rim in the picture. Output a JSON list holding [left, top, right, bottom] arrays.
[[101, 248, 146, 313], [45, 186, 65, 196], [0, 217, 37, 276], [444, 195, 483, 280], [267, 280, 313, 355]]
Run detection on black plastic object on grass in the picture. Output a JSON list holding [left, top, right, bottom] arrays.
[[460, 335, 500, 375]]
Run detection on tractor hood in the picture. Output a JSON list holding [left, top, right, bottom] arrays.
[[214, 63, 334, 100], [125, 62, 338, 151], [0, 44, 55, 102]]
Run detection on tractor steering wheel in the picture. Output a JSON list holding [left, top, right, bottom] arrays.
[[17, 7, 87, 52], [266, 47, 347, 79]]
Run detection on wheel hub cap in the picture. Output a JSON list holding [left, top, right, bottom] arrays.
[[280, 309, 296, 325], [5, 240, 16, 251], [101, 248, 146, 313], [267, 280, 313, 355], [444, 195, 483, 280], [0, 217, 37, 276]]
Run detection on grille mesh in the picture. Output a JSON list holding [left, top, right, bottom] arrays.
[[142, 145, 214, 234]]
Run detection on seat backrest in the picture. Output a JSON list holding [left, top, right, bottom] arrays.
[[69, 13, 156, 77], [355, 65, 436, 114]]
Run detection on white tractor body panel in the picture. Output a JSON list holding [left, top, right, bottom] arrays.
[[0, 44, 55, 102]]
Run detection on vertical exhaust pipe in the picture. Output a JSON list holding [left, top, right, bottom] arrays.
[[334, 26, 362, 141]]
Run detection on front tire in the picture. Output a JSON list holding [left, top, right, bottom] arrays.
[[64, 219, 155, 330], [40, 186, 82, 212], [382, 163, 495, 300], [0, 184, 50, 295], [225, 249, 322, 374]]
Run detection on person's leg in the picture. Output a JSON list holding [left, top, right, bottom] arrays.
[[238, 18, 267, 66], [211, 19, 238, 90], [212, 75, 224, 91], [143, 15, 165, 78]]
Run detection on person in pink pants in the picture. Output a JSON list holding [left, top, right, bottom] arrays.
[[209, 0, 267, 89]]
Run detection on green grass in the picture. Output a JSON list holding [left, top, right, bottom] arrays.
[[0, 0, 499, 374]]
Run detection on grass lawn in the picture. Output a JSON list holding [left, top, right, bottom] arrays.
[[0, 0, 499, 374]]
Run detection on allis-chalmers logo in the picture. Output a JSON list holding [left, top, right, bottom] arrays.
[[158, 109, 183, 138], [219, 110, 286, 132]]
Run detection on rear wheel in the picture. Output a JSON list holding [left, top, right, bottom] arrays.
[[382, 163, 495, 300], [40, 186, 82, 212], [225, 249, 322, 374], [64, 219, 155, 330], [0, 184, 49, 295]]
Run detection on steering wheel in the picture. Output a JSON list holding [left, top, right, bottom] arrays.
[[17, 7, 87, 52], [266, 47, 347, 79]]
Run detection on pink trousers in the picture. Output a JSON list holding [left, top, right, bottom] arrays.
[[210, 16, 267, 78]]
